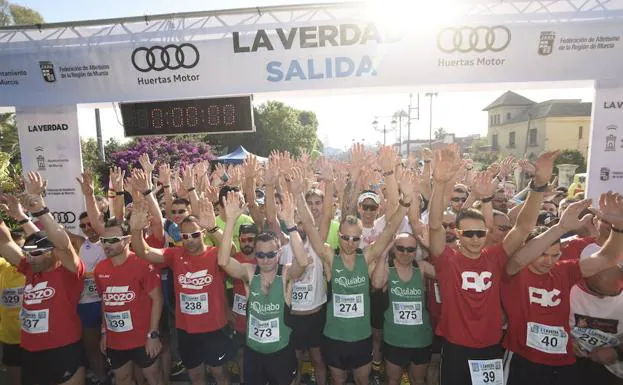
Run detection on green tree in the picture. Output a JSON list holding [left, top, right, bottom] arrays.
[[0, 0, 43, 26], [554, 149, 586, 173], [434, 127, 448, 140]]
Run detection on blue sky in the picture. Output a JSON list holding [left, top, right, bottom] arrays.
[[10, 0, 595, 149]]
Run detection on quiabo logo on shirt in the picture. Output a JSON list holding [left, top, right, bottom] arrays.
[[251, 301, 280, 315], [178, 269, 213, 290], [335, 275, 366, 288], [103, 286, 136, 306], [391, 287, 422, 297], [23, 282, 55, 305]]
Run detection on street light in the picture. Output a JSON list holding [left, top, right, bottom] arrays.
[[372, 116, 396, 146], [425, 92, 438, 149]]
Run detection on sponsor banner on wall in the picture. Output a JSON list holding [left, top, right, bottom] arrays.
[[16, 105, 84, 232], [0, 18, 622, 106], [586, 83, 623, 201]]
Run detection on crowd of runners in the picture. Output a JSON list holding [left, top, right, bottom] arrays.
[[0, 144, 621, 385]]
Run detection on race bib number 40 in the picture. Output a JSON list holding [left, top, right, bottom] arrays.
[[526, 322, 568, 354], [248, 315, 279, 344], [20, 308, 49, 334], [468, 359, 503, 385], [232, 293, 247, 316], [291, 284, 313, 306], [333, 293, 364, 318], [180, 293, 209, 315], [105, 310, 134, 333], [392, 301, 423, 326], [1, 287, 23, 308]]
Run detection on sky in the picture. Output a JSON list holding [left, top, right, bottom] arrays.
[[9, 0, 596, 149]]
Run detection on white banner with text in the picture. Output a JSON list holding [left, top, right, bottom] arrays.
[[16, 105, 85, 232]]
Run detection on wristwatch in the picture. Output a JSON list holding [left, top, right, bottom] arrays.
[[147, 330, 160, 339]]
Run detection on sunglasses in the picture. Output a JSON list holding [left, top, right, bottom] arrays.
[[442, 222, 456, 230], [171, 209, 188, 215], [456, 229, 488, 239], [339, 234, 361, 242], [361, 204, 379, 212], [451, 197, 467, 203], [181, 231, 204, 240], [24, 247, 54, 257], [497, 225, 512, 232], [240, 236, 256, 243], [395, 245, 417, 253], [255, 251, 278, 259], [79, 223, 92, 229], [100, 236, 129, 245]]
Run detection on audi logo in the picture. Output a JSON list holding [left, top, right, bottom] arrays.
[[437, 26, 511, 53], [131, 43, 200, 72], [51, 211, 76, 224]]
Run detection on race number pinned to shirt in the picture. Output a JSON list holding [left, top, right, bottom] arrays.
[[80, 277, 100, 303], [248, 315, 279, 344], [392, 301, 423, 326], [180, 293, 209, 315], [232, 293, 247, 316], [291, 283, 313, 306], [468, 359, 503, 385], [571, 327, 620, 354], [333, 293, 364, 318], [1, 287, 23, 308], [105, 311, 134, 333], [526, 322, 568, 354], [20, 308, 49, 334]]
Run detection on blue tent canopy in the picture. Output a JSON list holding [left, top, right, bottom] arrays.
[[216, 145, 267, 164]]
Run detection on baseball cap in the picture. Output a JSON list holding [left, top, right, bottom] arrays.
[[537, 211, 559, 227], [239, 224, 259, 236], [358, 191, 381, 205], [22, 231, 54, 251]]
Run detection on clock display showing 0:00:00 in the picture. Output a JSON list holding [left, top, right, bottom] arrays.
[[132, 105, 238, 130]]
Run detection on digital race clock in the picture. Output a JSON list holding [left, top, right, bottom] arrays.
[[120, 95, 255, 137]]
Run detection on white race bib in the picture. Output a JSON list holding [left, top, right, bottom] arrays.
[[526, 322, 568, 354], [333, 293, 364, 318], [80, 277, 100, 303], [232, 293, 247, 316], [248, 315, 279, 343], [291, 283, 313, 306], [1, 287, 22, 308], [572, 327, 620, 354], [392, 301, 423, 326], [20, 308, 49, 334], [434, 282, 441, 304], [180, 293, 209, 315], [468, 359, 503, 385], [105, 310, 134, 332]]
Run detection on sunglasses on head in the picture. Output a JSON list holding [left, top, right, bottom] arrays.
[[255, 251, 278, 259], [361, 204, 379, 212], [171, 209, 187, 215], [100, 236, 129, 245], [181, 230, 204, 240], [395, 245, 417, 253], [456, 229, 488, 239], [497, 225, 512, 232], [442, 222, 456, 229], [339, 234, 361, 243], [24, 247, 54, 257], [451, 197, 467, 203]]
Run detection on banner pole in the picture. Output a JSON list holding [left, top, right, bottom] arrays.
[[95, 108, 105, 162]]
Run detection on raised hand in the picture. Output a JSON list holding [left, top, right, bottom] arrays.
[[277, 192, 295, 224], [138, 153, 156, 175], [193, 161, 209, 181], [129, 201, 150, 231], [534, 150, 560, 186], [0, 193, 27, 219], [596, 192, 623, 229], [518, 159, 536, 176], [399, 169, 421, 202], [197, 198, 216, 230], [19, 192, 45, 214], [471, 171, 498, 199], [109, 166, 125, 193], [129, 169, 151, 193], [25, 171, 46, 196], [287, 168, 306, 195], [203, 186, 220, 204], [420, 148, 433, 163], [158, 163, 172, 185], [223, 191, 244, 221], [432, 146, 460, 183], [350, 143, 366, 170], [244, 156, 260, 180], [264, 157, 279, 186], [378, 145, 397, 173], [559, 198, 593, 231], [498, 155, 516, 179], [181, 165, 195, 191], [76, 172, 95, 197], [413, 220, 430, 249]]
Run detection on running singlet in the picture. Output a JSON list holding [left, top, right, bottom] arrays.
[[18, 259, 85, 351], [79, 239, 106, 304], [282, 241, 327, 312], [501, 259, 582, 365], [232, 252, 256, 333], [162, 247, 227, 333], [432, 244, 507, 348], [95, 253, 160, 350], [0, 259, 24, 345]]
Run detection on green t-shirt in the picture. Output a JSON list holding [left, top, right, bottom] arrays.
[[326, 220, 339, 250], [205, 214, 255, 251]]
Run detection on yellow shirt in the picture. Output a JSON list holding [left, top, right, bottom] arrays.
[[0, 258, 25, 344], [205, 214, 255, 252]]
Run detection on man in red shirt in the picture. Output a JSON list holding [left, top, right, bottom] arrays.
[[95, 218, 164, 385], [130, 197, 235, 385], [0, 171, 85, 385], [502, 192, 623, 385], [428, 148, 550, 385]]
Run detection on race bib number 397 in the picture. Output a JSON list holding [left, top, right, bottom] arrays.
[[468, 359, 503, 385]]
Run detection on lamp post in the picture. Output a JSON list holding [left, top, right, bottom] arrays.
[[425, 92, 437, 149], [372, 117, 397, 146], [406, 93, 420, 155]]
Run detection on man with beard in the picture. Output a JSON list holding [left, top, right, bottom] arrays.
[[95, 219, 164, 385]]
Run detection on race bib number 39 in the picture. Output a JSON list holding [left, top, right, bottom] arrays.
[[248, 315, 279, 344], [468, 359, 503, 385], [20, 308, 49, 334], [526, 322, 568, 354], [180, 293, 209, 315], [333, 293, 364, 318], [105, 311, 134, 333], [392, 301, 423, 326], [232, 293, 247, 316], [291, 284, 313, 306], [1, 287, 23, 308]]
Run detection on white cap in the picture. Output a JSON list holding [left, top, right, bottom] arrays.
[[358, 192, 381, 205]]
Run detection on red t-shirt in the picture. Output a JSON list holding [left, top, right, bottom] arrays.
[[95, 253, 160, 350], [501, 260, 582, 365], [19, 259, 85, 351], [426, 277, 442, 331], [561, 237, 595, 261], [162, 247, 227, 333], [432, 244, 507, 348], [232, 252, 256, 333]]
